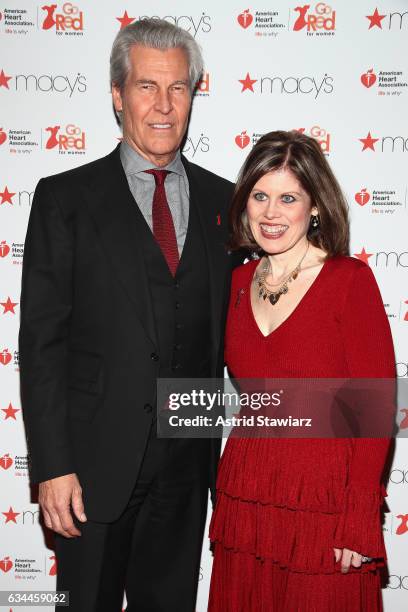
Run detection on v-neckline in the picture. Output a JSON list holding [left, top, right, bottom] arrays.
[[247, 256, 331, 339]]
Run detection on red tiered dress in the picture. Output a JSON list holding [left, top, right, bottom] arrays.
[[208, 255, 395, 612]]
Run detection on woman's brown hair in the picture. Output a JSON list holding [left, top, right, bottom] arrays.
[[229, 130, 350, 257]]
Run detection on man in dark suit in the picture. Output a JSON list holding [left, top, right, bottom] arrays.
[[19, 18, 236, 612]]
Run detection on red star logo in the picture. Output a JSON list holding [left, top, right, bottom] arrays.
[[2, 507, 20, 524], [0, 186, 16, 205], [1, 402, 20, 420], [354, 247, 373, 265], [239, 72, 257, 93], [1, 297, 18, 314], [116, 11, 135, 29], [0, 69, 12, 89], [359, 131, 378, 151], [366, 8, 386, 29]]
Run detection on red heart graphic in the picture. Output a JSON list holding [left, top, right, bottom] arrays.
[[0, 349, 12, 365], [361, 69, 377, 88], [0, 557, 13, 573], [354, 189, 370, 206], [0, 128, 7, 145], [0, 241, 10, 257], [235, 131, 250, 149], [0, 454, 13, 469], [237, 9, 253, 29]]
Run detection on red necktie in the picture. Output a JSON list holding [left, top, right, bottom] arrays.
[[144, 169, 179, 276]]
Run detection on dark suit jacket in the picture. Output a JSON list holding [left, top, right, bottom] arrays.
[[18, 145, 238, 522]]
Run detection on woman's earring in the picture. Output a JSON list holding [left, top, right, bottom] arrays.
[[311, 214, 320, 228]]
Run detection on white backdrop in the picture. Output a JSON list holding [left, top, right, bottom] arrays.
[[1, 1, 407, 610]]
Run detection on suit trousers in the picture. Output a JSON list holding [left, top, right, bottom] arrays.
[[54, 423, 210, 611]]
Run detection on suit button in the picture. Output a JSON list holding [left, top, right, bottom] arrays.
[[174, 282, 180, 289], [150, 352, 159, 361], [174, 343, 181, 350], [144, 403, 153, 413], [175, 302, 181, 309], [175, 323, 183, 330], [172, 364, 182, 371]]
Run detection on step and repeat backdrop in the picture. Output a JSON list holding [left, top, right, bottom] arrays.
[[1, 1, 407, 610]]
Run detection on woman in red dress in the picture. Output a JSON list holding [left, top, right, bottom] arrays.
[[208, 131, 395, 611]]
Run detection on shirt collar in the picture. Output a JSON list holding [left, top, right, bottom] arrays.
[[120, 140, 185, 177]]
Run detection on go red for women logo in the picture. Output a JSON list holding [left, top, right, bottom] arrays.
[[41, 3, 84, 33], [296, 126, 331, 154], [396, 514, 408, 535], [45, 124, 86, 154], [293, 3, 336, 34]]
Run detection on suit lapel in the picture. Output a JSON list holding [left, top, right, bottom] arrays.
[[83, 145, 158, 347], [181, 155, 229, 368]]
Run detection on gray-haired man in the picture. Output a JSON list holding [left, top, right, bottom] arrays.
[[19, 18, 235, 612]]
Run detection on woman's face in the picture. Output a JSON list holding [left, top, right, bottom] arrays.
[[246, 167, 317, 255]]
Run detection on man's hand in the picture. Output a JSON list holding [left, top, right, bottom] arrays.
[[39, 473, 87, 538]]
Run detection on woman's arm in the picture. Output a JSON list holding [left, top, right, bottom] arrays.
[[333, 261, 395, 559]]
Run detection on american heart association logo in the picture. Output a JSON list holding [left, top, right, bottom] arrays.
[[0, 348, 12, 365], [0, 453, 13, 469], [237, 9, 253, 29], [354, 189, 370, 206], [235, 130, 250, 149], [0, 556, 13, 572], [361, 69, 377, 88], [0, 127, 7, 145], [0, 240, 10, 257]]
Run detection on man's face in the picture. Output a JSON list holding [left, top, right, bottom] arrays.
[[112, 45, 192, 167]]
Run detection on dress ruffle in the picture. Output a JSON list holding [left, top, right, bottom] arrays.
[[208, 546, 383, 612], [209, 438, 386, 575], [333, 483, 387, 559]]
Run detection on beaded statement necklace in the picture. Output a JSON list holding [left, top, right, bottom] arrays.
[[254, 243, 309, 306]]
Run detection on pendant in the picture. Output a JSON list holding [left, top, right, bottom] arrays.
[[269, 293, 280, 305]]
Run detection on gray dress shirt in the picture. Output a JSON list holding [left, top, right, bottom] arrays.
[[120, 141, 190, 256]]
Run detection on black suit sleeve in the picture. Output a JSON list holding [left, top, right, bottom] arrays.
[[19, 177, 75, 484]]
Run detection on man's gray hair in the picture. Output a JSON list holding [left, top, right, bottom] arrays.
[[110, 18, 204, 93]]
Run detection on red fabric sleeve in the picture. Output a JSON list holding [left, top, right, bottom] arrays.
[[333, 262, 396, 557]]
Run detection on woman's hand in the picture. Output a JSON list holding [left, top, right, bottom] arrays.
[[333, 548, 364, 573]]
